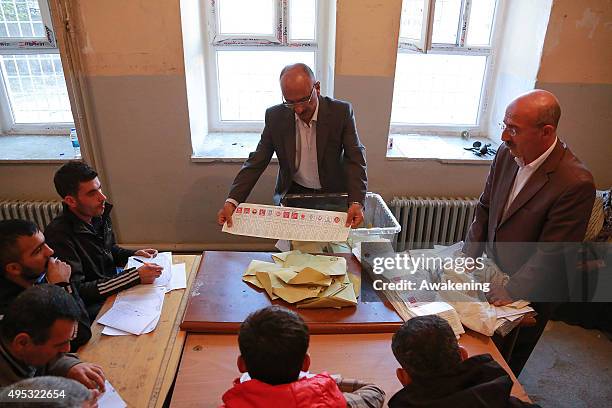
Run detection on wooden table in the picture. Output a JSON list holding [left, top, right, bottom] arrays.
[[181, 251, 403, 334], [170, 331, 530, 407], [78, 254, 201, 408]]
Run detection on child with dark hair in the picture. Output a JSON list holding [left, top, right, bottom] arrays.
[[221, 306, 385, 408], [389, 315, 540, 408]]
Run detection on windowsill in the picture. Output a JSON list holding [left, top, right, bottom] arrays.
[[386, 133, 498, 164], [191, 132, 277, 163], [191, 133, 498, 164], [0, 134, 80, 163]]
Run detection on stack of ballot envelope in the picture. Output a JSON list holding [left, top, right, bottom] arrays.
[[242, 250, 358, 308]]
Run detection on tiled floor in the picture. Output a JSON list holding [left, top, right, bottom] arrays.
[[520, 321, 612, 407]]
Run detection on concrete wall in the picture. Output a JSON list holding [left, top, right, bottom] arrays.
[[1, 0, 609, 248], [535, 0, 612, 188]]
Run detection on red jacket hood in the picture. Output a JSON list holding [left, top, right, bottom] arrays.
[[221, 373, 346, 408]]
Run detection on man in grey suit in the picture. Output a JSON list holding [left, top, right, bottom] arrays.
[[217, 63, 367, 228], [463, 89, 595, 374]]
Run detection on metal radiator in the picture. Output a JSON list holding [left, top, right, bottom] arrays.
[[390, 197, 479, 251], [0, 199, 63, 231]]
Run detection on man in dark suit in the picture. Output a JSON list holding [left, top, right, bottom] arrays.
[[217, 63, 367, 228], [463, 89, 595, 375]]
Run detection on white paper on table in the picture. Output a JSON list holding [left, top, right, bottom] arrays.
[[126, 251, 173, 288], [101, 326, 130, 336], [166, 263, 186, 293], [98, 380, 127, 408], [223, 203, 350, 242], [101, 312, 161, 336], [275, 239, 291, 252], [97, 303, 158, 335]]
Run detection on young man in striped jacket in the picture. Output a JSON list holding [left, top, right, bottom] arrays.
[[45, 161, 162, 320]]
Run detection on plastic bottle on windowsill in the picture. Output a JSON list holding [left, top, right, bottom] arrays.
[[70, 128, 81, 159]]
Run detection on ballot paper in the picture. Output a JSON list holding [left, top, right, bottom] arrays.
[[223, 203, 350, 242], [98, 380, 127, 408], [126, 251, 173, 288], [101, 314, 161, 336], [166, 263, 187, 292], [98, 286, 165, 335]]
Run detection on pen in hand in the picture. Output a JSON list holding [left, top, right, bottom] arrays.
[[133, 257, 159, 266]]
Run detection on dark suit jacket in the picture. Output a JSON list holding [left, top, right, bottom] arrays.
[[463, 140, 595, 300], [227, 96, 367, 205]]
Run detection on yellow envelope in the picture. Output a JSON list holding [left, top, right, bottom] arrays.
[[297, 283, 358, 309], [245, 260, 285, 276], [281, 252, 347, 277], [256, 271, 282, 300], [274, 285, 322, 304], [273, 268, 300, 284], [271, 250, 301, 264], [288, 268, 330, 285], [242, 275, 264, 289], [282, 251, 318, 266]]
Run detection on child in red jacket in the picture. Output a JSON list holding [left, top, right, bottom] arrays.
[[220, 305, 384, 408]]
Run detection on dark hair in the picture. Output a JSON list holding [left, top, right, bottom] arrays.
[[238, 306, 309, 385], [279, 63, 316, 82], [53, 161, 98, 198], [391, 315, 462, 380], [0, 284, 81, 344], [0, 219, 39, 274]]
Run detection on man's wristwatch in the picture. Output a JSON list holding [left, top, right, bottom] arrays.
[[349, 201, 363, 208]]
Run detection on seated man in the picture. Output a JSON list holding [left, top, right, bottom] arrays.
[[0, 285, 105, 391], [221, 305, 385, 408], [389, 315, 539, 408], [0, 376, 100, 407], [0, 220, 91, 351], [45, 161, 162, 319]]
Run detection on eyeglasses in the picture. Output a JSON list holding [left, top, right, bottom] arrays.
[[282, 85, 315, 108], [499, 122, 517, 137]]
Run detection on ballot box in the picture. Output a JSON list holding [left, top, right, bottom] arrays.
[[282, 192, 401, 243]]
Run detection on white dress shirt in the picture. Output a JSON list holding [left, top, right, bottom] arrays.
[[503, 138, 557, 216], [292, 100, 322, 189]]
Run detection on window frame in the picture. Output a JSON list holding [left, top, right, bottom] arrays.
[[203, 0, 329, 133], [0, 0, 73, 135], [390, 0, 502, 136]]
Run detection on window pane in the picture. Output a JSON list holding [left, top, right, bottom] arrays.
[[0, 0, 45, 38], [467, 0, 496, 46], [289, 0, 316, 41], [0, 54, 73, 123], [400, 0, 425, 41], [391, 53, 487, 125], [217, 50, 315, 121], [218, 0, 275, 36], [432, 0, 461, 44]]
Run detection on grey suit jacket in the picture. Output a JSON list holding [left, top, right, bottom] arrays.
[[463, 140, 595, 300], [227, 96, 367, 205]]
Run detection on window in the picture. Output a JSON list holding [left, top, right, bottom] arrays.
[[0, 0, 73, 134], [391, 0, 499, 134], [204, 0, 330, 132]]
